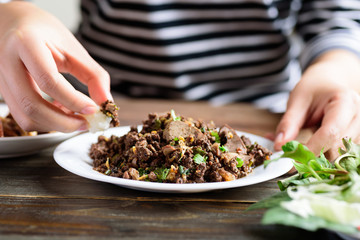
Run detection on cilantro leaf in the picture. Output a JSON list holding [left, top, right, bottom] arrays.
[[154, 167, 170, 182]]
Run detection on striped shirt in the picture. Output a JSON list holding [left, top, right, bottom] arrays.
[[76, 0, 360, 112]]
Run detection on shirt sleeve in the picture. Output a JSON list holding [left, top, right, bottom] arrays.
[[296, 0, 360, 69]]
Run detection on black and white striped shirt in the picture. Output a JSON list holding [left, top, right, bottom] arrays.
[[76, 0, 360, 112]]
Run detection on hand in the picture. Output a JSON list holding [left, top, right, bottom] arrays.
[[0, 2, 113, 132], [274, 50, 360, 160]]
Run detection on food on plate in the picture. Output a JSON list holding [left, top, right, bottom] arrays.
[[0, 114, 39, 137], [84, 100, 120, 133], [90, 110, 272, 183]]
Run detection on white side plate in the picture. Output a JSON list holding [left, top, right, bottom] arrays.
[[0, 103, 78, 158]]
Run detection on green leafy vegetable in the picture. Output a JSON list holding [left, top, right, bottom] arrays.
[[335, 138, 360, 172], [193, 153, 207, 164], [248, 138, 360, 235], [247, 191, 290, 211], [262, 207, 358, 234]]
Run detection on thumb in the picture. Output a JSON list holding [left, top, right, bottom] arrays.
[[274, 91, 312, 151]]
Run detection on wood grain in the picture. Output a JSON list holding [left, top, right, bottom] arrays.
[[0, 99, 321, 239]]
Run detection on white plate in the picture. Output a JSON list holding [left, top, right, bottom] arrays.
[[0, 103, 79, 158], [0, 132, 80, 158], [53, 126, 292, 193]]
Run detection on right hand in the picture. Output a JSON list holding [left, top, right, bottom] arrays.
[[0, 1, 113, 132]]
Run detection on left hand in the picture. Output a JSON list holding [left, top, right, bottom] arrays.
[[274, 50, 360, 160]]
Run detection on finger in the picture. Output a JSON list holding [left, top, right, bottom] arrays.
[[52, 100, 73, 115], [306, 94, 356, 155], [47, 41, 113, 105], [264, 132, 275, 141], [274, 89, 312, 150], [327, 107, 360, 160], [16, 34, 98, 115], [0, 59, 88, 132]]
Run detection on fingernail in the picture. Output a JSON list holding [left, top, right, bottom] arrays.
[[80, 106, 97, 115], [275, 132, 284, 144], [77, 122, 88, 131]]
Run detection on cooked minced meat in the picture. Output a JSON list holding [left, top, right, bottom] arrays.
[[0, 114, 40, 137], [100, 100, 120, 127], [90, 110, 272, 183]]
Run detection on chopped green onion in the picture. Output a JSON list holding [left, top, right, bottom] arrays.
[[219, 145, 228, 152], [210, 131, 221, 143], [193, 153, 207, 164], [193, 147, 206, 156], [170, 109, 181, 121], [105, 169, 111, 175], [153, 119, 162, 130], [236, 157, 243, 168]]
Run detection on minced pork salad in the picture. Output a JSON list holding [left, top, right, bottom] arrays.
[[90, 110, 272, 183]]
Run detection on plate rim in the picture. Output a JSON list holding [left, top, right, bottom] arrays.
[[0, 131, 78, 142], [53, 126, 292, 193], [0, 131, 81, 158]]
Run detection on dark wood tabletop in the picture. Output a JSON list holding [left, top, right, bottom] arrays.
[[0, 99, 339, 240]]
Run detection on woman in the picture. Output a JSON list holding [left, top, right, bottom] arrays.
[[0, 0, 360, 158]]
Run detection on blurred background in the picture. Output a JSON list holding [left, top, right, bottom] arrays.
[[32, 0, 81, 32]]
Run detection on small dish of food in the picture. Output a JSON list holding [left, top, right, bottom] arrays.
[[0, 103, 78, 158], [54, 110, 292, 193]]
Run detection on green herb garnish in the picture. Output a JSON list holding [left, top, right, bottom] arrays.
[[153, 119, 162, 130], [170, 109, 181, 121], [193, 147, 206, 156], [219, 145, 228, 152], [236, 157, 243, 168], [154, 167, 170, 182], [210, 131, 221, 143], [179, 165, 190, 175], [193, 153, 207, 164]]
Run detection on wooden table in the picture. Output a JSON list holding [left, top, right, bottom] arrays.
[[0, 99, 339, 239]]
